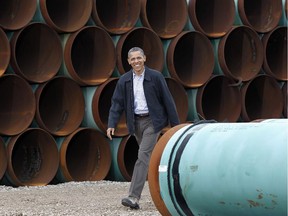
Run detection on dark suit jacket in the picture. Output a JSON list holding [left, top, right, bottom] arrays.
[[108, 66, 180, 134]]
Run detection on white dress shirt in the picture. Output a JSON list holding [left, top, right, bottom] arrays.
[[133, 70, 149, 114]]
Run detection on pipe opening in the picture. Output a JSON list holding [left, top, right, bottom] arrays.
[[35, 77, 85, 136], [188, 0, 236, 38], [39, 0, 93, 32], [59, 128, 111, 181], [64, 26, 116, 85], [196, 75, 241, 122], [0, 0, 37, 30], [116, 27, 164, 74], [92, 78, 128, 136], [237, 0, 283, 33], [117, 136, 138, 181], [10, 23, 62, 83], [167, 31, 214, 87], [140, 0, 188, 39], [0, 75, 36, 136], [241, 75, 284, 121], [6, 128, 59, 186], [92, 0, 141, 35], [262, 26, 288, 81], [0, 27, 10, 76], [218, 26, 264, 82]]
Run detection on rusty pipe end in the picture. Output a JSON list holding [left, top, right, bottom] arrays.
[[64, 26, 116, 86], [58, 128, 112, 182], [10, 22, 62, 83], [92, 0, 141, 35], [35, 76, 85, 136], [140, 0, 188, 39], [0, 74, 36, 136], [39, 0, 93, 33], [0, 27, 10, 77], [5, 128, 59, 186]]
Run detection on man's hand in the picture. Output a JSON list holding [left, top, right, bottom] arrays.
[[107, 128, 115, 140]]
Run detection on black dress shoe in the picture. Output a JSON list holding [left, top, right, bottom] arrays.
[[121, 197, 140, 209]]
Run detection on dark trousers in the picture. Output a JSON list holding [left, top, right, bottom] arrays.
[[129, 116, 160, 199]]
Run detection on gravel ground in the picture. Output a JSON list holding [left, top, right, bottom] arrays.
[[0, 181, 161, 216]]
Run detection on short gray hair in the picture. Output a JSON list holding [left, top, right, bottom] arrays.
[[128, 47, 145, 58]]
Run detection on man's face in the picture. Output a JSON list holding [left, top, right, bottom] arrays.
[[127, 51, 146, 74]]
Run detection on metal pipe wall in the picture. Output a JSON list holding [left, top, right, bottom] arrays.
[[0, 0, 286, 188]]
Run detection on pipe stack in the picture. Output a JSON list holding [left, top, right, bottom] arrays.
[[0, 0, 286, 187]]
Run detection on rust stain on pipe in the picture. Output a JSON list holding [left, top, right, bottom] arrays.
[[262, 26, 287, 81], [0, 0, 37, 30], [116, 27, 164, 74], [5, 128, 59, 186], [39, 0, 93, 33], [35, 76, 85, 136], [241, 74, 284, 121], [63, 26, 116, 86], [188, 0, 236, 38], [148, 124, 188, 216], [140, 0, 188, 39], [0, 27, 10, 77], [237, 0, 283, 33], [57, 128, 112, 182], [218, 26, 264, 82], [10, 22, 62, 83], [196, 75, 241, 122], [0, 74, 36, 136], [166, 30, 214, 88], [92, 0, 141, 35]]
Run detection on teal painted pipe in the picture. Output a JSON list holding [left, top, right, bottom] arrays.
[[186, 89, 199, 122], [159, 119, 288, 216]]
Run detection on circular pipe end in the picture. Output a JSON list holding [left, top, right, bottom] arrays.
[[58, 128, 112, 182], [10, 22, 62, 83], [0, 74, 36, 136], [64, 26, 116, 86], [116, 27, 164, 75], [0, 28, 10, 76], [5, 128, 59, 186], [35, 76, 85, 136]]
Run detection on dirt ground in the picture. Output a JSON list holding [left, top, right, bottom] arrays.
[[0, 180, 161, 216]]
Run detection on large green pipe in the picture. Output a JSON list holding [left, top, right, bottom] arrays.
[[158, 119, 287, 216], [55, 128, 111, 182]]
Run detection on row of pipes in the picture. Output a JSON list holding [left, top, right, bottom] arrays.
[[0, 0, 287, 190]]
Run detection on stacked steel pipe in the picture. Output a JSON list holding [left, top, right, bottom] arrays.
[[0, 0, 286, 191]]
